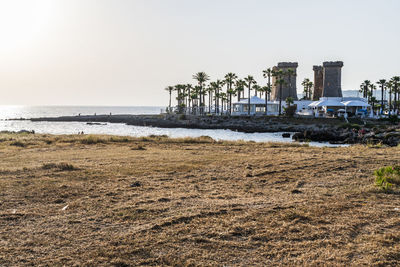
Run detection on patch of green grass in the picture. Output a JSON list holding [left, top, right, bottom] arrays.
[[374, 166, 400, 192]]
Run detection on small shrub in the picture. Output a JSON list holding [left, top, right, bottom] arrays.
[[42, 162, 76, 171], [374, 166, 400, 192], [10, 141, 25, 147], [81, 135, 105, 144], [338, 123, 361, 130], [131, 145, 146, 150]]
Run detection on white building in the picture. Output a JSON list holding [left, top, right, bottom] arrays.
[[232, 96, 280, 116], [308, 97, 371, 117]]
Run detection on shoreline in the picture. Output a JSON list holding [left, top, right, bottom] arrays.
[[24, 113, 400, 146]]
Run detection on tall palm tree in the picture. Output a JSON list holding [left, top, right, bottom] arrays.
[[244, 76, 256, 115], [252, 84, 261, 98], [210, 80, 224, 114], [205, 84, 214, 114], [390, 76, 400, 112], [286, 68, 296, 99], [192, 72, 210, 115], [165, 86, 174, 112], [262, 68, 273, 115], [376, 79, 386, 114], [235, 79, 245, 101], [273, 69, 286, 116], [224, 73, 238, 115], [259, 86, 270, 115], [301, 78, 311, 100], [359, 80, 371, 99]]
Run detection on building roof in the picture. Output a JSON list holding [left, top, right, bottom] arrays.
[[234, 96, 277, 105], [309, 99, 345, 107], [342, 100, 371, 107], [309, 97, 371, 108]]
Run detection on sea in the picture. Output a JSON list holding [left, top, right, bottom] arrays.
[[0, 105, 345, 147]]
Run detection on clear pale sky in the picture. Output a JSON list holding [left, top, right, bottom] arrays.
[[1, 0, 399, 106]]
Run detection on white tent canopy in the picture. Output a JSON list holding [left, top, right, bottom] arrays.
[[309, 99, 345, 107], [342, 100, 371, 107], [234, 96, 267, 105]]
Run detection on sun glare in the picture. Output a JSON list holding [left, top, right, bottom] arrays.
[[0, 0, 58, 53]]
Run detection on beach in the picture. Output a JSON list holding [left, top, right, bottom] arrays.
[[0, 133, 399, 265]]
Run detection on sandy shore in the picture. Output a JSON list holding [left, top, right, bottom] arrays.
[[0, 133, 399, 265]]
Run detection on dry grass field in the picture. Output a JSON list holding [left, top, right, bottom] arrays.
[[0, 133, 399, 266]]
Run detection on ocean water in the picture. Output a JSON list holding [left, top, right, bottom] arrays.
[[0, 105, 343, 147]]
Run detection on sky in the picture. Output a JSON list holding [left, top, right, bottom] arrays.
[[0, 0, 399, 106]]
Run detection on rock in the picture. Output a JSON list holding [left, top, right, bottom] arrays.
[[130, 181, 141, 187], [282, 133, 291, 138]]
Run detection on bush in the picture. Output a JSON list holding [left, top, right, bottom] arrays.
[[374, 166, 400, 191], [338, 123, 361, 130], [284, 105, 297, 117], [81, 135, 106, 144], [42, 162, 76, 171], [10, 141, 25, 147]]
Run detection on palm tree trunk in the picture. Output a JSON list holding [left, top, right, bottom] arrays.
[[389, 88, 392, 115], [265, 91, 268, 116], [394, 85, 398, 113], [209, 92, 211, 114], [248, 86, 251, 115], [279, 83, 282, 116], [381, 85, 384, 114], [169, 91, 171, 110]]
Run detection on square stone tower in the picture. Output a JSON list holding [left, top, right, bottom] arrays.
[[312, 65, 323, 100], [322, 61, 343, 97], [271, 62, 298, 101]]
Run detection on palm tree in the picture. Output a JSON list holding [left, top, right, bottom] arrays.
[[369, 83, 376, 105], [204, 84, 213, 114], [286, 97, 294, 107], [259, 86, 270, 115], [220, 92, 228, 114], [192, 72, 210, 115], [286, 68, 296, 99], [235, 79, 245, 101], [210, 80, 224, 114], [301, 78, 312, 100], [359, 80, 371, 99], [273, 69, 286, 115], [252, 84, 261, 98], [262, 68, 273, 115], [165, 86, 174, 112], [376, 79, 386, 114], [244, 76, 256, 115], [390, 76, 400, 112], [386, 81, 393, 115], [224, 73, 238, 115]]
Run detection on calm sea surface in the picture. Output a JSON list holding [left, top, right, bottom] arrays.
[[0, 105, 343, 147]]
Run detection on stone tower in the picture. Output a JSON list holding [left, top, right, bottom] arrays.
[[312, 65, 323, 100], [322, 61, 343, 97], [271, 62, 298, 101]]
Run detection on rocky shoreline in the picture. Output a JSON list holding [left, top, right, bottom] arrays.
[[27, 114, 400, 146]]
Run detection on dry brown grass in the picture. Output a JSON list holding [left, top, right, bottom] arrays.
[[0, 133, 400, 266]]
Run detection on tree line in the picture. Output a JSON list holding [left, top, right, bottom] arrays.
[[360, 77, 400, 114], [165, 69, 313, 116]]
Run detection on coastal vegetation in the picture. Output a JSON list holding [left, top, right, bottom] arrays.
[[0, 132, 399, 265], [360, 76, 400, 114], [165, 68, 306, 116]]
